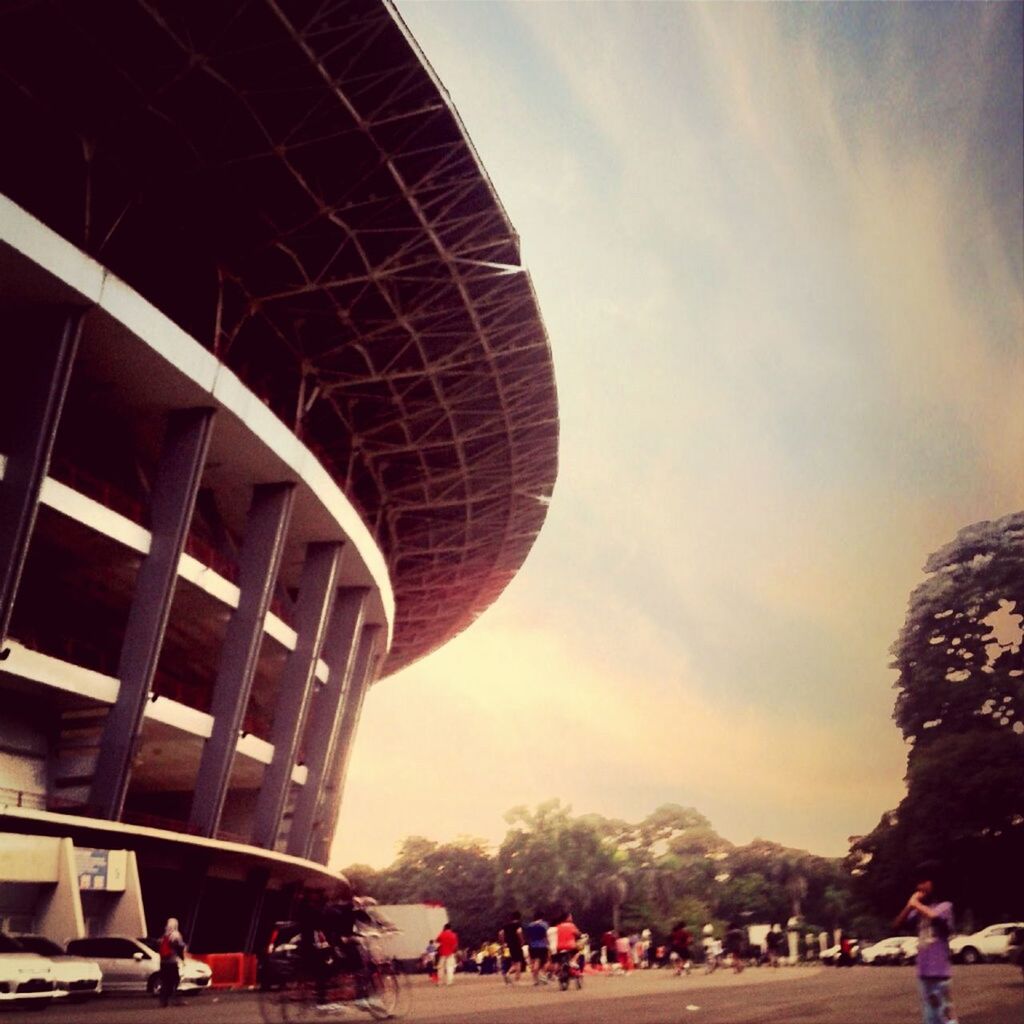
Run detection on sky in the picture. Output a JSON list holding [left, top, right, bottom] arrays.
[[332, 1, 1024, 869]]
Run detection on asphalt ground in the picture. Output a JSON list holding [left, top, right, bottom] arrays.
[[2, 964, 1021, 1023]]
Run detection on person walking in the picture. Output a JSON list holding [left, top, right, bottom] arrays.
[[435, 922, 459, 987], [893, 862, 960, 1024], [501, 911, 526, 984], [615, 931, 632, 973], [157, 918, 186, 1008], [724, 922, 746, 973], [523, 909, 550, 986]]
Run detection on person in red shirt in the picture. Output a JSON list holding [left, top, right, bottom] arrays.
[[435, 922, 459, 986], [556, 913, 580, 954], [554, 912, 580, 973]]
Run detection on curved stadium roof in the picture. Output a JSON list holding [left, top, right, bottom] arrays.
[[0, 0, 559, 675]]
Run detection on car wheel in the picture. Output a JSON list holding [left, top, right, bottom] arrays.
[[960, 947, 981, 965], [147, 974, 162, 997]]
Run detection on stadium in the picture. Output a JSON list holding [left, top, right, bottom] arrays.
[[0, 0, 558, 952]]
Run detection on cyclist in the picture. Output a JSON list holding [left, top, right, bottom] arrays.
[[554, 913, 581, 988], [296, 882, 380, 1012]]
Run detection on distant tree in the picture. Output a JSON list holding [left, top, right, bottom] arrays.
[[850, 512, 1024, 924], [364, 835, 496, 947], [494, 800, 616, 935], [606, 804, 731, 935], [341, 863, 380, 897], [715, 871, 776, 922]]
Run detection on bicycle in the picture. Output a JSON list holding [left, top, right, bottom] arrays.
[[259, 948, 408, 1022], [554, 950, 583, 991]]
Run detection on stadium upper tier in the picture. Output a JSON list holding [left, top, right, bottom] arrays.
[[0, 0, 559, 676]]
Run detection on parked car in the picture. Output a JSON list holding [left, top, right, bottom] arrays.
[[65, 935, 211, 996], [0, 932, 64, 1006], [9, 934, 103, 998], [860, 936, 917, 966], [949, 922, 1024, 965]]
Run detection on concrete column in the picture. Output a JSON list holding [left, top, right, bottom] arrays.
[[34, 837, 85, 942], [189, 483, 295, 837], [251, 542, 344, 850], [308, 625, 382, 865], [97, 851, 146, 939], [89, 408, 215, 820], [286, 587, 369, 859], [242, 867, 271, 955], [177, 849, 212, 946], [0, 310, 83, 656]]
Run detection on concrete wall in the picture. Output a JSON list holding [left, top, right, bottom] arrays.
[[0, 832, 142, 942], [0, 705, 48, 807]]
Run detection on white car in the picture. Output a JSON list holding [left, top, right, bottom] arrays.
[[860, 936, 917, 965], [949, 922, 1024, 965], [0, 932, 65, 1005], [12, 934, 103, 998], [65, 935, 212, 996]]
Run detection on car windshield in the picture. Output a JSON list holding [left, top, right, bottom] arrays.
[[139, 938, 159, 952], [0, 934, 25, 953], [13, 937, 63, 956]]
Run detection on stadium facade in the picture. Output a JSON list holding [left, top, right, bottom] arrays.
[[0, 0, 557, 951]]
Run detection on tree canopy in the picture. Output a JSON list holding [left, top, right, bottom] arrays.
[[850, 511, 1024, 925], [343, 801, 853, 948], [892, 511, 1023, 746]]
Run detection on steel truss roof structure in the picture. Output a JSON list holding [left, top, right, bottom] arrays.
[[0, 0, 559, 674]]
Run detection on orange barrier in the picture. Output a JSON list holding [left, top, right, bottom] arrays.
[[191, 953, 259, 989]]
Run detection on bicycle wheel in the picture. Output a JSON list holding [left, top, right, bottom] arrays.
[[259, 977, 317, 1023], [367, 962, 409, 1019]]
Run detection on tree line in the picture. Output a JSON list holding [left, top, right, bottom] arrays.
[[343, 801, 857, 949]]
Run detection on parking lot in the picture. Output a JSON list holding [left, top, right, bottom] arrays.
[[1, 963, 1021, 1023]]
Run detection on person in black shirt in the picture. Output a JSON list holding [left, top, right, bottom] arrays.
[[501, 911, 526, 984], [723, 922, 746, 973]]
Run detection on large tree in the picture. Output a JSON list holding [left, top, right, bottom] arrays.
[[850, 511, 1024, 923]]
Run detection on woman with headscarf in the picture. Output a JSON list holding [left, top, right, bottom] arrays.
[[157, 917, 186, 1007]]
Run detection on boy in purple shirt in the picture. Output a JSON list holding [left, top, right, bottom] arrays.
[[893, 863, 958, 1024]]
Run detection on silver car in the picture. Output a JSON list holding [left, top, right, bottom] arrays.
[[65, 936, 211, 996]]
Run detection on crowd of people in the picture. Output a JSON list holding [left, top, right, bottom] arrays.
[[416, 862, 970, 1024], [419, 915, 800, 985], [266, 859, 974, 1024]]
